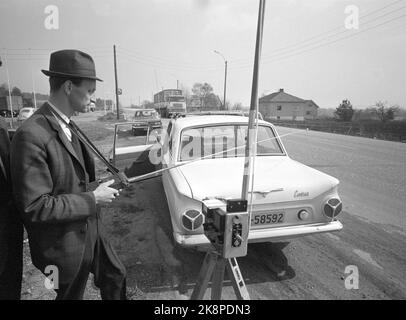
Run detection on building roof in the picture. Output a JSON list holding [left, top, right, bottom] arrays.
[[259, 89, 319, 108]]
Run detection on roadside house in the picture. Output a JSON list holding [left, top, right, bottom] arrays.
[[259, 88, 319, 121]]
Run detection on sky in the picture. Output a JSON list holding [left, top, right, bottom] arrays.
[[0, 0, 405, 108]]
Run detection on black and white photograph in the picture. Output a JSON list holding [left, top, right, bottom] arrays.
[[0, 0, 405, 305]]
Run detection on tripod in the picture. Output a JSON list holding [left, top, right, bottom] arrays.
[[191, 251, 250, 300]]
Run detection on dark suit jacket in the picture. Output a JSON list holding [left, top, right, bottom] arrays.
[[0, 117, 13, 274], [10, 102, 98, 284]]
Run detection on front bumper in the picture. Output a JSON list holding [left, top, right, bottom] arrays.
[[173, 220, 343, 248]]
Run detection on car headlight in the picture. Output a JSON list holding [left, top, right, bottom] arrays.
[[323, 198, 342, 218], [182, 209, 204, 231]]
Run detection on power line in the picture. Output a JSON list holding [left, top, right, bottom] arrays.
[[2, 1, 405, 73], [228, 12, 406, 70], [257, 4, 406, 62], [229, 0, 406, 64], [117, 47, 219, 70], [117, 49, 221, 72]]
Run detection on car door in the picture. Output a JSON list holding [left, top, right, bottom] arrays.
[[110, 122, 162, 178]]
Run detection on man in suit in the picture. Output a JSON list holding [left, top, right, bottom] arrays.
[[0, 117, 23, 300], [10, 50, 127, 300]]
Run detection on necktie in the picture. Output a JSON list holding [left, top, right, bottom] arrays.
[[69, 123, 86, 167]]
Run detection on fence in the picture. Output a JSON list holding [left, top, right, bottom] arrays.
[[268, 119, 406, 143]]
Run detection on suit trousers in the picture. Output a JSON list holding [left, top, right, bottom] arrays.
[[55, 224, 127, 300], [0, 215, 23, 300]]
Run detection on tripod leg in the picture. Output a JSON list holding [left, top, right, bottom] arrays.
[[211, 258, 226, 300], [191, 252, 218, 300], [226, 258, 250, 300]]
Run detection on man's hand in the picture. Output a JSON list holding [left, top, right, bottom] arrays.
[[93, 179, 119, 204]]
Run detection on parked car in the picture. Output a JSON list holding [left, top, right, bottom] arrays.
[[112, 114, 343, 248], [163, 115, 342, 247], [17, 107, 35, 121], [132, 109, 162, 135]]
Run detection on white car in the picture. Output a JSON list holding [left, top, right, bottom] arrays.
[[18, 107, 35, 121], [111, 114, 343, 248], [161, 115, 343, 247]]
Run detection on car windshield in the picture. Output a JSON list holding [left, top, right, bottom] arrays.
[[179, 124, 284, 161], [168, 96, 185, 102], [134, 110, 158, 118]]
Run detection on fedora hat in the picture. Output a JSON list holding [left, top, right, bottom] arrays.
[[42, 49, 103, 81]]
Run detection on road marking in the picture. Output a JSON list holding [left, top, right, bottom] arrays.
[[353, 249, 383, 270], [326, 233, 341, 241]]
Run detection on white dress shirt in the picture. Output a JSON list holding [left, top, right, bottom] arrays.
[[48, 101, 72, 142]]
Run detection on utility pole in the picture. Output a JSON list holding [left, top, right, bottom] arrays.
[[113, 45, 120, 120], [1, 49, 14, 128], [223, 61, 227, 110], [177, 80, 179, 90], [214, 50, 228, 110], [31, 69, 37, 109], [29, 48, 37, 109]]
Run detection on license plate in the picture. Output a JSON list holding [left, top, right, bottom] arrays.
[[251, 212, 285, 225]]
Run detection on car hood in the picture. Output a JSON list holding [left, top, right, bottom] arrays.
[[177, 156, 339, 203]]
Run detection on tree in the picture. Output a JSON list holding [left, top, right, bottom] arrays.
[[205, 93, 221, 109], [11, 86, 22, 96], [335, 99, 354, 121], [95, 98, 105, 109], [142, 100, 155, 109], [192, 82, 214, 109], [0, 83, 9, 96], [232, 102, 244, 111], [373, 101, 399, 122]]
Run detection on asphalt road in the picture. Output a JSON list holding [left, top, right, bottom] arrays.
[[21, 111, 406, 299], [276, 126, 406, 230]]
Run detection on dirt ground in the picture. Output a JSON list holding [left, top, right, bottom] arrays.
[[19, 111, 406, 300]]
